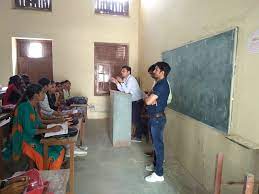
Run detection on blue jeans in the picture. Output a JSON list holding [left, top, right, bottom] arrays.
[[149, 116, 166, 176]]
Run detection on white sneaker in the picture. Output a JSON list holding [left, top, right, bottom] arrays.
[[145, 164, 154, 172], [78, 145, 88, 151], [65, 146, 88, 157], [131, 137, 142, 143], [74, 146, 88, 156], [145, 172, 164, 183]]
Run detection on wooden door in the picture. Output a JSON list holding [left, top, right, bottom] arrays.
[[16, 39, 53, 83]]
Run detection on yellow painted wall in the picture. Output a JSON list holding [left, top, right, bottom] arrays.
[[0, 0, 140, 118], [140, 0, 259, 191], [140, 0, 259, 144]]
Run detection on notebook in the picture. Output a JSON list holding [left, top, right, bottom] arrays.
[[44, 122, 68, 138]]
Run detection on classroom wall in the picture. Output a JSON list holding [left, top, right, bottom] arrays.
[[140, 0, 259, 192], [0, 0, 140, 118]]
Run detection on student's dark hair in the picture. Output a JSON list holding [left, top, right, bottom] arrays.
[[121, 65, 131, 74], [17, 84, 43, 105], [9, 75, 21, 86], [64, 80, 70, 84], [21, 74, 30, 82], [50, 80, 55, 84], [21, 74, 29, 79], [38, 77, 50, 87], [148, 64, 156, 73], [154, 62, 171, 77], [25, 84, 43, 100]]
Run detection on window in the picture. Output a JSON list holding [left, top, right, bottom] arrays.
[[94, 43, 128, 96], [95, 0, 129, 16], [27, 42, 43, 58], [14, 0, 52, 11]]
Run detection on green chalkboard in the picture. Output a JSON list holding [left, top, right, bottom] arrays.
[[163, 29, 237, 133]]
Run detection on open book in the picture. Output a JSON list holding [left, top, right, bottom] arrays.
[[44, 122, 68, 138], [61, 109, 79, 115]]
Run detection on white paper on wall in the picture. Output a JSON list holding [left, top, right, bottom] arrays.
[[248, 30, 259, 54]]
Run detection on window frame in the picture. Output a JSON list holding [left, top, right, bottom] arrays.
[[94, 42, 129, 96], [95, 0, 129, 17], [13, 0, 52, 12]]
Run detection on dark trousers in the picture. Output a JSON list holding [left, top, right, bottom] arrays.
[[132, 99, 144, 139], [149, 116, 166, 176]]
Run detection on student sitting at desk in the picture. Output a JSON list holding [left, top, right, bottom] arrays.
[[47, 81, 59, 111], [62, 80, 71, 101], [37, 81, 63, 124], [2, 75, 23, 106], [55, 82, 65, 108], [38, 78, 62, 117], [20, 74, 31, 93], [4, 84, 65, 170]]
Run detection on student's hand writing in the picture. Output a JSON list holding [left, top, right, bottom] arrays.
[[49, 125, 62, 132], [67, 121, 74, 126], [63, 114, 71, 118], [65, 117, 73, 122], [60, 117, 65, 122], [55, 117, 65, 123]]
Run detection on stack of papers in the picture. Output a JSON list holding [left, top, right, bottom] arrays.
[[72, 109, 78, 114], [61, 110, 71, 115], [0, 117, 11, 127], [44, 122, 68, 138], [61, 109, 79, 115]]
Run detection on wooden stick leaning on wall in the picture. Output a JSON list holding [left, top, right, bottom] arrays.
[[243, 174, 254, 194], [213, 152, 257, 194], [214, 152, 224, 194]]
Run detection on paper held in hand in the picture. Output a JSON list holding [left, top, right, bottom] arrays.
[[44, 122, 68, 138]]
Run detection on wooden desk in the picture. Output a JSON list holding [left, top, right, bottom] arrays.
[[0, 113, 11, 179], [0, 113, 11, 159], [0, 90, 5, 100], [0, 113, 10, 121], [70, 104, 87, 146], [41, 118, 82, 194]]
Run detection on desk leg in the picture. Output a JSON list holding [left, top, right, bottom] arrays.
[[69, 143, 75, 194], [80, 119, 85, 146], [0, 127, 3, 161], [43, 143, 48, 170], [0, 127, 3, 179], [83, 109, 87, 145]]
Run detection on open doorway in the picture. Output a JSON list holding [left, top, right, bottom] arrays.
[[15, 38, 53, 83]]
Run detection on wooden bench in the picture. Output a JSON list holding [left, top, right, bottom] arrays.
[[41, 117, 84, 194]]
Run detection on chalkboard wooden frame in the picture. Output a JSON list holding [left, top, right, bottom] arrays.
[[162, 28, 238, 133]]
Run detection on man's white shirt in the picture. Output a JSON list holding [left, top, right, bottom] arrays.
[[116, 75, 143, 102]]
